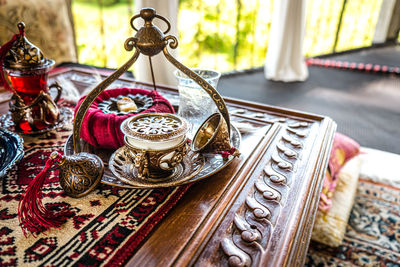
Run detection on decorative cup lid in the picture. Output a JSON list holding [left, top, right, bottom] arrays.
[[4, 22, 54, 70], [121, 113, 188, 142]]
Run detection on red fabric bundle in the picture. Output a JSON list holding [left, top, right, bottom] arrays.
[[75, 88, 174, 149]]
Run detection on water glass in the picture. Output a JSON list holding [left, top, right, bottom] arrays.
[[174, 68, 221, 139]]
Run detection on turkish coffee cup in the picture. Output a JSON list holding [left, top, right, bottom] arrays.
[[120, 113, 189, 179]]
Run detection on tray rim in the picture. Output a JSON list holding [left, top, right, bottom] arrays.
[[0, 106, 73, 135]]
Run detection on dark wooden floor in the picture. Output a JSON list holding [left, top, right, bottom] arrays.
[[218, 45, 400, 154]]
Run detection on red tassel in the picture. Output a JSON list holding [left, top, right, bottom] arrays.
[[218, 147, 240, 160], [18, 152, 72, 237]]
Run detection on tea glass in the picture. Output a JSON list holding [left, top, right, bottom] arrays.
[[5, 59, 62, 133], [174, 68, 221, 140], [5, 59, 55, 105]]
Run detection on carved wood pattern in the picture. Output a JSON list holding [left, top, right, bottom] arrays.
[[220, 121, 311, 267]]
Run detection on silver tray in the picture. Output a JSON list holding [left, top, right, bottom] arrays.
[[64, 124, 241, 188], [0, 107, 73, 135]]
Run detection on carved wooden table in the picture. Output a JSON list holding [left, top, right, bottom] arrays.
[[1, 68, 336, 266]]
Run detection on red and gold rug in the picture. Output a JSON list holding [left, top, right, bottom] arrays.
[[0, 105, 190, 266]]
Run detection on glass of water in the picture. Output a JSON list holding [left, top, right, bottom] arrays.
[[174, 68, 221, 140]]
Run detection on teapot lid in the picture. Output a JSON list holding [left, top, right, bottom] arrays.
[[4, 22, 52, 70]]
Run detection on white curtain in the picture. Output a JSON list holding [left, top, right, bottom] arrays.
[[134, 0, 179, 86], [264, 0, 308, 82]]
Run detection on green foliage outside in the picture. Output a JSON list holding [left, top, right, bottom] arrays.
[[72, 0, 384, 74], [72, 1, 135, 68]]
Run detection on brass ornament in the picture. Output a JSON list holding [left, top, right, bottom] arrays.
[[4, 22, 46, 69], [9, 84, 62, 132], [125, 139, 189, 179], [73, 7, 231, 154], [56, 152, 104, 198], [63, 8, 236, 195], [3, 22, 63, 133], [109, 146, 205, 187], [192, 113, 240, 157], [120, 113, 190, 179], [63, 123, 241, 188]]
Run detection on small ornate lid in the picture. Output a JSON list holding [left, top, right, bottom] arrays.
[[4, 22, 53, 70], [121, 113, 188, 142]]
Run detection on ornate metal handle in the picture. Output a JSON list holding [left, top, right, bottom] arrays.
[[130, 9, 171, 34], [130, 150, 149, 179], [159, 142, 188, 170], [49, 82, 62, 103], [72, 49, 140, 153], [72, 7, 231, 154]]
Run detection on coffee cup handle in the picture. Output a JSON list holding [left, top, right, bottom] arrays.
[[128, 150, 149, 178], [49, 82, 63, 103], [159, 142, 188, 170]]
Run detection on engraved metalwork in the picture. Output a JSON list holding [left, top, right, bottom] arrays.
[[9, 91, 61, 133], [120, 113, 190, 178], [58, 152, 104, 198], [4, 22, 45, 69], [73, 7, 231, 153], [192, 113, 238, 156], [3, 22, 64, 134], [109, 146, 204, 188], [63, 124, 241, 188], [73, 49, 140, 153], [124, 139, 189, 179], [130, 8, 171, 56]]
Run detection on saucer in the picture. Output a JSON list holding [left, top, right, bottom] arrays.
[[0, 128, 24, 178], [0, 107, 73, 135], [109, 146, 205, 188]]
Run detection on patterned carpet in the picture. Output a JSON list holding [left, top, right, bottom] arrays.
[[0, 104, 190, 266], [306, 179, 400, 266]]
